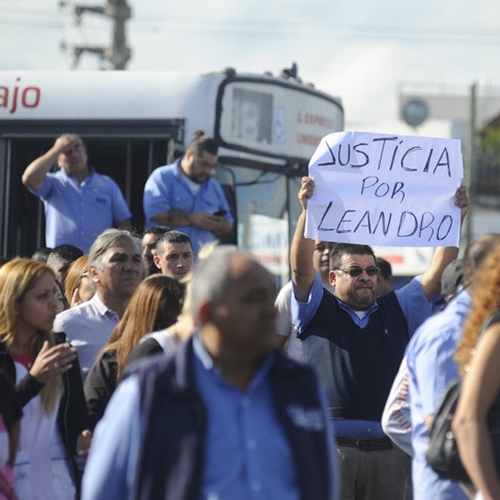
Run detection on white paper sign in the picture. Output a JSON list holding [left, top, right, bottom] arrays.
[[305, 131, 464, 247]]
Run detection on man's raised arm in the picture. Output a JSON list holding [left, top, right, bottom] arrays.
[[420, 185, 470, 301], [290, 177, 318, 302], [22, 134, 74, 191]]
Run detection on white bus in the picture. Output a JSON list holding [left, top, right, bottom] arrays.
[[0, 68, 344, 283]]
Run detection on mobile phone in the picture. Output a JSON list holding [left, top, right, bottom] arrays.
[[214, 209, 227, 216]]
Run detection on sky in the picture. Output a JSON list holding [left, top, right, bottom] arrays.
[[2, 0, 500, 137]]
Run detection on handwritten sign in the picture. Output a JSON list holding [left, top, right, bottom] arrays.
[[305, 131, 463, 247]]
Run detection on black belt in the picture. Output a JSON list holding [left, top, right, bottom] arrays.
[[336, 437, 393, 451]]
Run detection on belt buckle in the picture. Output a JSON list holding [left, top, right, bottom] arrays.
[[358, 437, 391, 451], [355, 438, 370, 450]]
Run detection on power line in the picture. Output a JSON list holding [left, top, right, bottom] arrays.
[[0, 16, 65, 29], [129, 21, 500, 46], [2, 8, 500, 46]]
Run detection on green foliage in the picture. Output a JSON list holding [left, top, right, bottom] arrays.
[[479, 127, 500, 162]]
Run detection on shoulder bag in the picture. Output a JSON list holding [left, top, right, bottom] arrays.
[[425, 311, 500, 484]]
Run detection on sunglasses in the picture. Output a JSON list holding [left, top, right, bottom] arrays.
[[334, 266, 379, 277]]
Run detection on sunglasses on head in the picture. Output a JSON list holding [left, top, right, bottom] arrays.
[[334, 266, 379, 277]]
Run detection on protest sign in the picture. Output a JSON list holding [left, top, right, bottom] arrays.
[[305, 131, 464, 247]]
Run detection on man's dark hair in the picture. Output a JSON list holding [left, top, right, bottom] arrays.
[[49, 244, 84, 262], [157, 230, 193, 250], [31, 246, 53, 263], [462, 233, 500, 287], [329, 243, 376, 271], [187, 130, 218, 157], [376, 257, 393, 280], [143, 225, 171, 237]]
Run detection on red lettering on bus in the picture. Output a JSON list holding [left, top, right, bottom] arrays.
[[0, 87, 8, 110], [303, 113, 335, 129], [296, 133, 323, 147], [22, 87, 41, 109], [0, 78, 41, 114]]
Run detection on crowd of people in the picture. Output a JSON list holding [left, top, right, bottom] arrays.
[[1, 129, 499, 500]]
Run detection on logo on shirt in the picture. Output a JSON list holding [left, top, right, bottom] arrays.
[[95, 196, 108, 205], [286, 405, 325, 431]]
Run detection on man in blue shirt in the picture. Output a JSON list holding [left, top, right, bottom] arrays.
[[382, 258, 465, 500], [143, 132, 233, 258], [82, 246, 339, 500], [22, 134, 132, 253], [290, 176, 469, 500], [406, 233, 500, 499]]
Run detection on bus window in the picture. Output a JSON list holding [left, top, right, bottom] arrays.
[[215, 163, 298, 285]]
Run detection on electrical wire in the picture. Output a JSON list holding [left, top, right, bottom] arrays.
[[1, 7, 500, 46]]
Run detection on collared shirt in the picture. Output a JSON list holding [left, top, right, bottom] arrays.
[[293, 272, 430, 337], [143, 160, 233, 257], [81, 334, 339, 500], [192, 336, 300, 499], [32, 167, 131, 253], [53, 293, 120, 380], [291, 271, 431, 438], [406, 291, 471, 499]]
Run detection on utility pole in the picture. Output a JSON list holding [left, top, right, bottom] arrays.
[[71, 0, 131, 70], [465, 83, 478, 248]]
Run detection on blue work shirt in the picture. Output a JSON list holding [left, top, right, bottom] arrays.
[[82, 334, 339, 500], [143, 160, 233, 257], [32, 167, 131, 253], [406, 290, 471, 500], [292, 272, 432, 438]]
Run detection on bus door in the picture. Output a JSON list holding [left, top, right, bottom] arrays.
[[214, 158, 305, 286], [0, 118, 183, 257]]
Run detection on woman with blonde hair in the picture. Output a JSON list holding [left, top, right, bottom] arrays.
[[64, 255, 95, 308], [453, 241, 500, 499], [84, 274, 185, 429], [0, 258, 90, 499]]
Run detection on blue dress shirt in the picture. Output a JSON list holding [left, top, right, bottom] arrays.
[[33, 167, 131, 253], [406, 290, 471, 499], [143, 160, 233, 257]]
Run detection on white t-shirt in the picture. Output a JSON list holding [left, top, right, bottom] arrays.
[[275, 279, 334, 362]]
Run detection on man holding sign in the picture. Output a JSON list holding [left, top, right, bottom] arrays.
[[290, 132, 469, 500]]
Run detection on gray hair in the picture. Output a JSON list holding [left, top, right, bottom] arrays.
[[88, 229, 142, 272], [189, 245, 240, 326]]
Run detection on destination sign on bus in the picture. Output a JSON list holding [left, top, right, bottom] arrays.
[[218, 80, 343, 160]]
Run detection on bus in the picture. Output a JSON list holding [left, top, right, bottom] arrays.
[[0, 68, 344, 283]]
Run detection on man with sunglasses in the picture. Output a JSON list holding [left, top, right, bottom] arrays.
[[290, 176, 470, 500]]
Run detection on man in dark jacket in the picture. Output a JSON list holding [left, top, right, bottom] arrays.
[[82, 246, 339, 500]]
